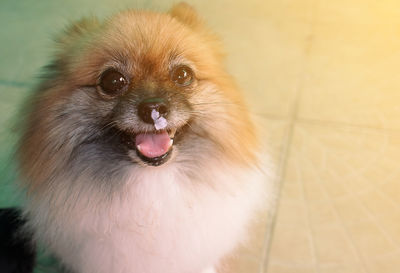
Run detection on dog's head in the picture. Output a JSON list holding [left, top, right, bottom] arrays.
[[18, 3, 258, 190]]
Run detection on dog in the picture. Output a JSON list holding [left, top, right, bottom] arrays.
[[17, 3, 271, 273]]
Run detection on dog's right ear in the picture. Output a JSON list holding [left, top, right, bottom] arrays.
[[169, 2, 225, 61], [169, 2, 203, 29]]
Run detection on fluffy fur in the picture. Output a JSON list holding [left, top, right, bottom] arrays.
[[17, 3, 272, 273]]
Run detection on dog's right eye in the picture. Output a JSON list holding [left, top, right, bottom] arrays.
[[98, 69, 128, 97]]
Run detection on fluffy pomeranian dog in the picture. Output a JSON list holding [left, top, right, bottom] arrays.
[[17, 3, 270, 273]]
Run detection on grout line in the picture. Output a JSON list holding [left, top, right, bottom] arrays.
[[260, 0, 320, 271], [251, 114, 400, 138], [259, 111, 294, 273], [260, 0, 317, 273]]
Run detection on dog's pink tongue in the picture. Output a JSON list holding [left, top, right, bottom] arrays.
[[135, 131, 171, 158]]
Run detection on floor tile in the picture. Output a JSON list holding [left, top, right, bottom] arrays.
[[333, 197, 370, 228], [280, 180, 303, 203], [224, 255, 261, 273], [275, 200, 308, 227], [268, 220, 315, 265], [267, 122, 400, 272], [312, 225, 357, 265], [315, 0, 400, 25], [307, 202, 338, 228], [365, 251, 400, 273], [267, 263, 317, 273], [228, 19, 311, 117], [298, 20, 400, 129], [319, 264, 365, 273], [214, 16, 312, 117], [347, 220, 397, 259]]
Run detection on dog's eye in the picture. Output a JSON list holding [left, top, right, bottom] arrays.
[[171, 65, 194, 87], [98, 69, 128, 97]]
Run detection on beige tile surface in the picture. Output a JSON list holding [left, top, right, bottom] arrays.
[[312, 225, 357, 264], [269, 220, 315, 265], [268, 263, 317, 273], [268, 123, 400, 273], [315, 0, 400, 24], [298, 20, 400, 129]]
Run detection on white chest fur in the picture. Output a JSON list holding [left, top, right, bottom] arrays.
[[27, 161, 269, 273]]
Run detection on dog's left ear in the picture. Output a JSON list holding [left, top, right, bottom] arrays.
[[169, 2, 203, 28]]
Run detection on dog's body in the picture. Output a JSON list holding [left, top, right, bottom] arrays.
[[17, 3, 271, 273], [28, 160, 265, 273]]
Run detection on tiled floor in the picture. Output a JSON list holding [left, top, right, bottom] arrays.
[[264, 0, 400, 273], [0, 0, 399, 273]]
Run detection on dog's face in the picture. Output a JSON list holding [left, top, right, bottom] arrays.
[[18, 4, 258, 191]]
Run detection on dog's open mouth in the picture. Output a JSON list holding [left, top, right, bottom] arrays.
[[121, 128, 177, 166]]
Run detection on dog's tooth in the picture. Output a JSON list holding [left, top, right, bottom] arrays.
[[169, 139, 174, 146], [136, 144, 142, 152], [169, 128, 177, 137]]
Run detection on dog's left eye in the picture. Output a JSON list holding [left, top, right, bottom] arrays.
[[171, 65, 194, 87]]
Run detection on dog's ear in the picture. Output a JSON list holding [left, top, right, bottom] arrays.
[[169, 2, 203, 28], [170, 2, 225, 61]]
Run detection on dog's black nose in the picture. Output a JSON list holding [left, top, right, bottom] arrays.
[[137, 98, 168, 124]]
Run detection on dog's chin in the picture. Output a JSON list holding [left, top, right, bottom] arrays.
[[136, 148, 173, 166], [119, 127, 182, 167]]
